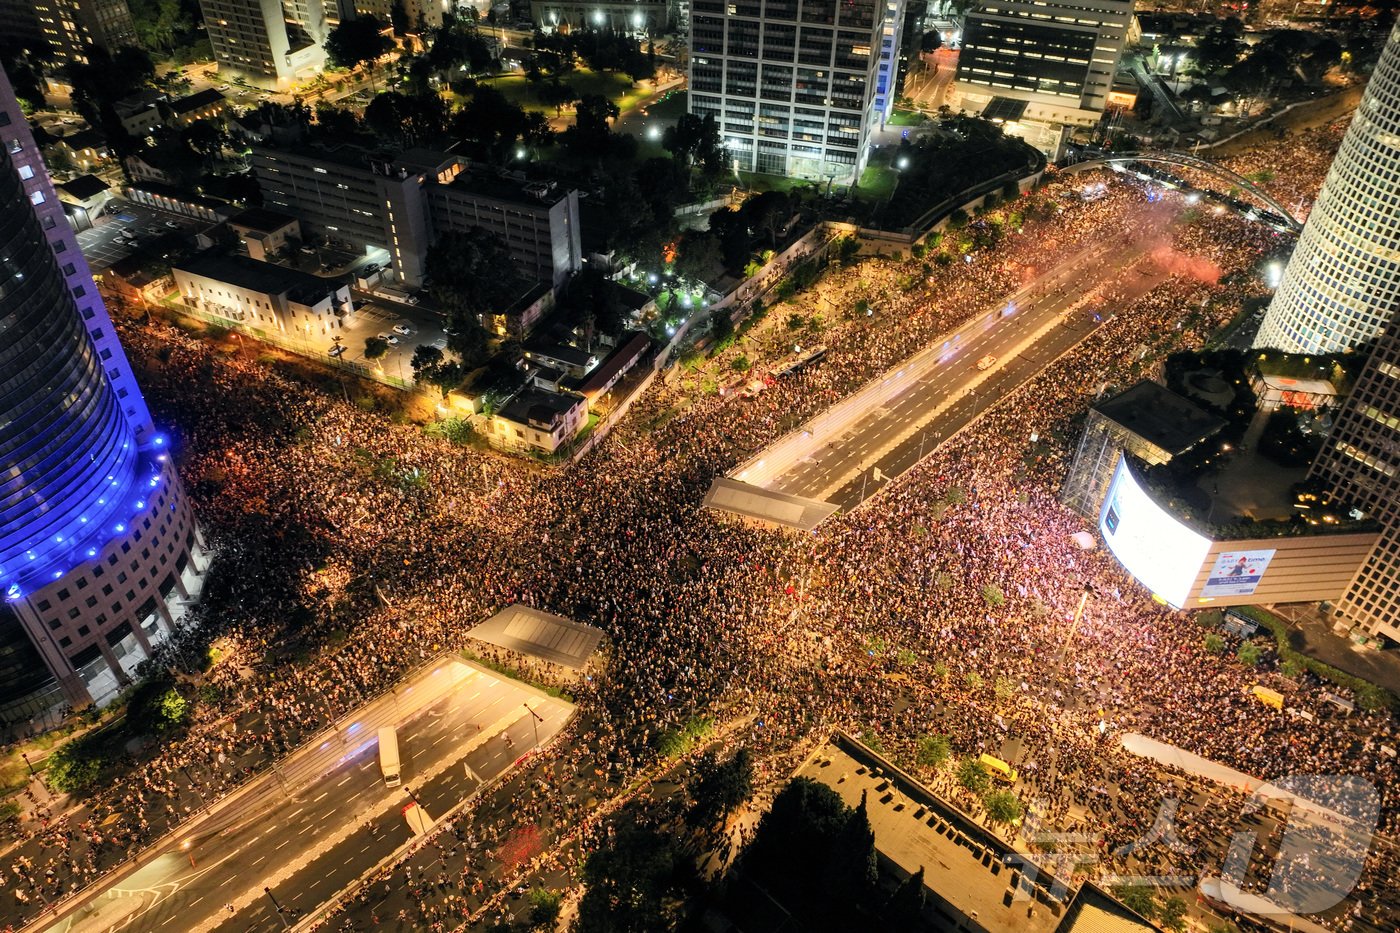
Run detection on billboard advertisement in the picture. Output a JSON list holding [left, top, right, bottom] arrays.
[[1099, 460, 1211, 607], [1201, 549, 1277, 598]]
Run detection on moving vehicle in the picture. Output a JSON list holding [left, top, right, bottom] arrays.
[[328, 344, 346, 357], [978, 753, 1017, 784], [378, 726, 401, 786], [976, 355, 997, 371]]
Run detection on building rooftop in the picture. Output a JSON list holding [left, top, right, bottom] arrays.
[[524, 342, 596, 369], [59, 174, 109, 200], [175, 252, 341, 302], [448, 168, 571, 207], [57, 128, 107, 151], [497, 386, 584, 428], [393, 147, 461, 175], [465, 604, 604, 670], [798, 735, 1067, 933], [703, 477, 841, 532], [574, 331, 652, 396], [229, 207, 299, 234], [505, 282, 552, 315], [167, 88, 226, 115], [114, 89, 165, 117], [1093, 381, 1226, 456]]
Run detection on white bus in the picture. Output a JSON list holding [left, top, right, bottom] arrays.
[[377, 726, 401, 787]]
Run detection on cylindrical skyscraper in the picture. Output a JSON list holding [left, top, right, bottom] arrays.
[[0, 66, 207, 715], [1255, 18, 1400, 355]]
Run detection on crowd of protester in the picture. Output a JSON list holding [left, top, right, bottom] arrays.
[[2, 117, 1397, 933]]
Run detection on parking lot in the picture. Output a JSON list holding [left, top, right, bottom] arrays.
[[75, 200, 212, 272], [325, 300, 451, 384]]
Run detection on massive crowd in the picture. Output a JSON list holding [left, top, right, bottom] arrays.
[[2, 116, 1397, 933]]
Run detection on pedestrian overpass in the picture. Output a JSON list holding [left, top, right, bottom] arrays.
[[1060, 150, 1303, 233]]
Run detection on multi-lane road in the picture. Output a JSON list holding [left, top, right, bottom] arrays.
[[41, 659, 572, 933], [734, 238, 1172, 512]]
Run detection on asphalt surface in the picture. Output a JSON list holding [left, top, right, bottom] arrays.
[[42, 661, 572, 933], [74, 202, 210, 272], [749, 240, 1170, 511]]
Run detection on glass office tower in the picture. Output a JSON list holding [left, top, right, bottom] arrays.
[[1255, 19, 1400, 354], [0, 65, 206, 712]]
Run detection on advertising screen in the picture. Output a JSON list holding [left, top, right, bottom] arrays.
[[1201, 549, 1277, 598], [1099, 460, 1211, 607]]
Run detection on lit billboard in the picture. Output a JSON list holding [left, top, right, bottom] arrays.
[[1201, 549, 1277, 598], [1099, 460, 1211, 607]]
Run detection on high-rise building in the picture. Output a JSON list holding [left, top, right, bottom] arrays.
[[953, 0, 1135, 157], [0, 66, 207, 712], [0, 0, 137, 65], [1310, 312, 1400, 644], [687, 0, 906, 182], [200, 0, 331, 85], [1255, 20, 1400, 355]]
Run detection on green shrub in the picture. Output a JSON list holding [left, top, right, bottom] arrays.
[[956, 758, 990, 794], [915, 734, 950, 768], [1232, 606, 1397, 711]]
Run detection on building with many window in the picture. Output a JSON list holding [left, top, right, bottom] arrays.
[[0, 0, 136, 64], [1310, 313, 1400, 644], [687, 0, 905, 182], [252, 142, 583, 289], [953, 0, 1135, 157], [1254, 19, 1400, 355], [173, 252, 353, 337], [0, 66, 207, 714], [199, 0, 331, 84], [529, 0, 671, 33]]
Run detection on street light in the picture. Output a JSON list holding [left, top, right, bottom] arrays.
[[524, 702, 544, 749], [264, 887, 290, 929]]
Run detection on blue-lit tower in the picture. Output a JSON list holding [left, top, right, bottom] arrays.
[[0, 66, 206, 713]]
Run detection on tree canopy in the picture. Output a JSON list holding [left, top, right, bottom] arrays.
[[324, 16, 394, 75]]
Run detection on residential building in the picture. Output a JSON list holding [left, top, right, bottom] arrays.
[[522, 341, 597, 378], [173, 252, 353, 337], [1255, 19, 1400, 354], [228, 206, 303, 260], [115, 90, 167, 136], [570, 330, 652, 410], [251, 142, 583, 288], [357, 0, 443, 29], [491, 386, 588, 455], [953, 0, 1136, 157], [0, 0, 137, 64], [46, 128, 110, 173], [687, 0, 906, 182], [0, 65, 207, 713], [164, 88, 230, 129], [199, 0, 330, 85], [481, 282, 553, 338]]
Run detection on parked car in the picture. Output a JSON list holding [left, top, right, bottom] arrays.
[[217, 84, 231, 91], [378, 332, 400, 346], [164, 220, 180, 228], [328, 344, 346, 357], [122, 227, 136, 236], [392, 323, 411, 336]]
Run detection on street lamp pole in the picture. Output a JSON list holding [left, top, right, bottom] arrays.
[[264, 887, 290, 929], [524, 702, 544, 749]]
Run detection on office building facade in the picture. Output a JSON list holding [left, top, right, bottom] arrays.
[[954, 0, 1135, 157], [1255, 20, 1400, 355], [1310, 313, 1400, 644], [0, 67, 207, 712], [252, 143, 583, 289], [200, 0, 330, 84], [687, 0, 905, 182]]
